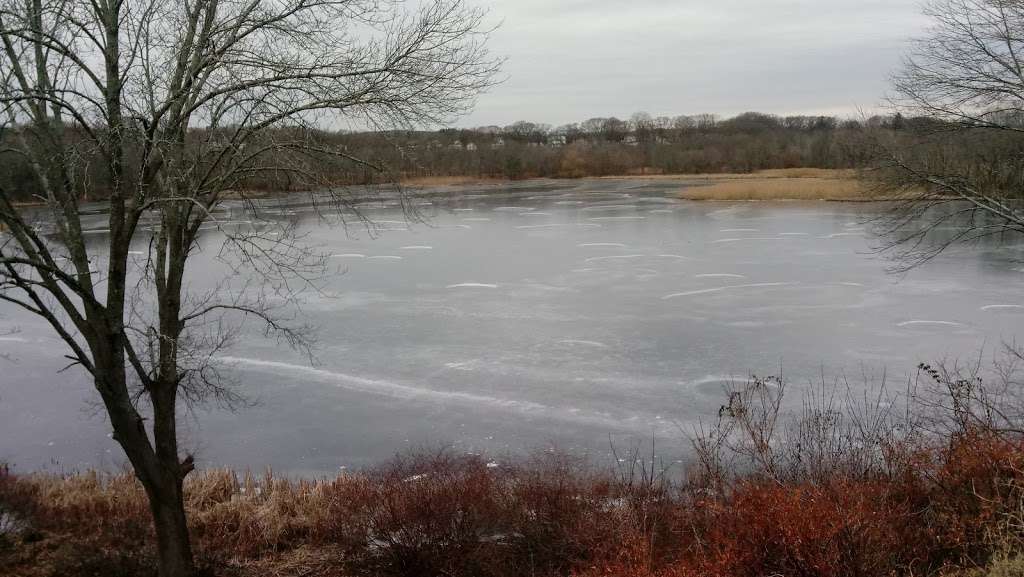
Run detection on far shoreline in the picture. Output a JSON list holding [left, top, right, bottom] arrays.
[[3, 170, 897, 213], [399, 169, 900, 202]]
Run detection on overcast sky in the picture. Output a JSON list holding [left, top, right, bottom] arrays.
[[457, 0, 930, 127]]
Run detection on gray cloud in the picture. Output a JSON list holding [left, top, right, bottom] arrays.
[[459, 0, 930, 127]]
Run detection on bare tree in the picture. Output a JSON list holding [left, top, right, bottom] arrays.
[[870, 0, 1024, 268], [0, 1, 498, 575]]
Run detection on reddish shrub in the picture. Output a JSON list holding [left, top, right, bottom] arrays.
[[688, 478, 921, 577], [925, 430, 1024, 566]]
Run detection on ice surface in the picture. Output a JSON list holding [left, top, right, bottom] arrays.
[[4, 180, 1021, 475]]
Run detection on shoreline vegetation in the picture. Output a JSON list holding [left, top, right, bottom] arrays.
[[3, 370, 1024, 577], [398, 169, 894, 202], [4, 170, 889, 212], [6, 110, 981, 207]]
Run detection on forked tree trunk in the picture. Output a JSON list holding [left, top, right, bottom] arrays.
[[105, 367, 196, 577], [112, 414, 197, 577]]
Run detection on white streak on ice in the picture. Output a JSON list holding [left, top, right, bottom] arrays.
[[222, 356, 540, 408], [517, 223, 601, 230], [585, 254, 645, 263], [712, 237, 785, 244], [446, 283, 498, 289], [445, 361, 476, 371], [581, 205, 637, 212], [558, 339, 609, 348], [662, 282, 796, 299], [219, 357, 655, 431]]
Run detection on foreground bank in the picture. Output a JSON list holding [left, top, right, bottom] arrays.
[[3, 374, 1023, 577]]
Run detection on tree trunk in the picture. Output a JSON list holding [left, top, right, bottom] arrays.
[[101, 367, 196, 577], [146, 474, 195, 577]]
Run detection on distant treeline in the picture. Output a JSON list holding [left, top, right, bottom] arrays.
[[4, 111, 1024, 201], [346, 112, 887, 182]]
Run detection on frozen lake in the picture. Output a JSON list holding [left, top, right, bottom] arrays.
[[2, 179, 1023, 475]]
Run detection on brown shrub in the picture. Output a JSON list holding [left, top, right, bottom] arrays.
[[335, 452, 513, 577]]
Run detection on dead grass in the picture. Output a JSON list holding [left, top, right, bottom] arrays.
[[674, 169, 889, 201], [736, 168, 857, 179], [961, 552, 1024, 577], [599, 167, 855, 181], [682, 176, 875, 201], [594, 168, 899, 201]]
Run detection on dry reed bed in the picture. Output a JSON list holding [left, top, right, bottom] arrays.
[[3, 435, 1022, 576], [675, 168, 884, 201], [595, 168, 894, 200], [681, 176, 872, 201]]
